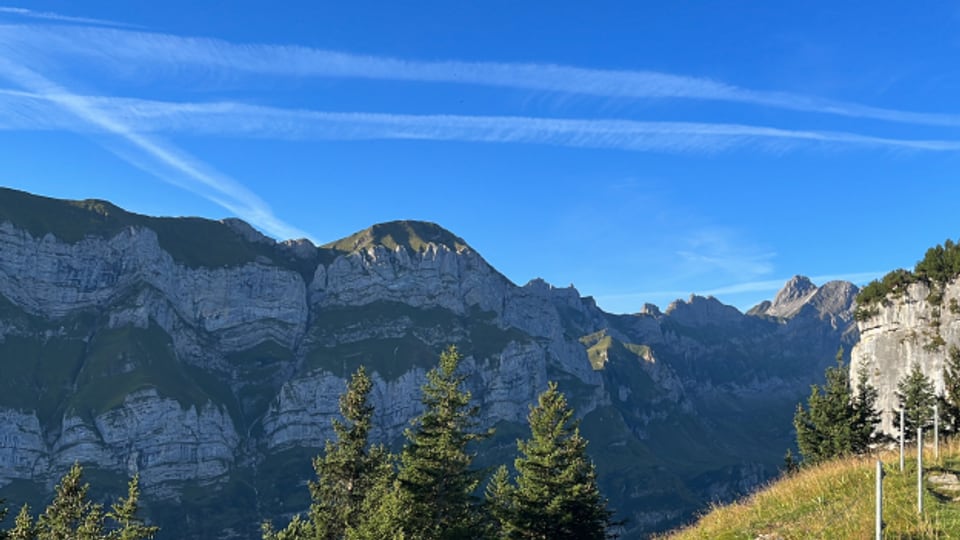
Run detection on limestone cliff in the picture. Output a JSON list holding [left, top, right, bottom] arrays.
[[0, 188, 858, 539], [850, 278, 960, 434]]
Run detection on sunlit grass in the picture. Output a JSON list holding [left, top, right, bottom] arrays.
[[663, 437, 960, 539]]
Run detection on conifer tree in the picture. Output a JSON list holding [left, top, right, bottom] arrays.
[[941, 345, 960, 431], [394, 345, 489, 540], [344, 473, 406, 540], [5, 464, 159, 540], [850, 365, 881, 453], [493, 382, 613, 540], [484, 466, 514, 539], [106, 475, 157, 540], [264, 366, 391, 540], [36, 462, 104, 540], [793, 348, 879, 464], [308, 366, 390, 539], [8, 505, 36, 540], [897, 361, 937, 440]]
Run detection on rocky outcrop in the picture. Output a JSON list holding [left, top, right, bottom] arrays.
[[851, 278, 960, 433]]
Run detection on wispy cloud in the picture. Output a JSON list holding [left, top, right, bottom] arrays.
[[674, 227, 777, 282], [0, 63, 309, 240], [0, 23, 957, 127], [0, 7, 138, 28], [2, 91, 960, 153]]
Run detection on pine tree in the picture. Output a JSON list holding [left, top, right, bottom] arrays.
[[897, 361, 937, 440], [484, 466, 514, 539], [9, 505, 36, 540], [850, 364, 881, 453], [781, 449, 799, 476], [344, 473, 406, 540], [262, 516, 312, 540], [264, 366, 391, 540], [941, 345, 960, 432], [793, 348, 878, 464], [308, 366, 390, 539], [106, 475, 158, 540], [36, 462, 105, 540], [395, 345, 489, 540], [494, 382, 614, 540]]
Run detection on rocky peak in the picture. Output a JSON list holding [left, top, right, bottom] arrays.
[[746, 300, 772, 317], [764, 275, 818, 318], [324, 220, 470, 255], [665, 294, 743, 327], [640, 303, 663, 318]]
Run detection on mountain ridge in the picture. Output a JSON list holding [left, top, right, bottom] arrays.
[[0, 187, 859, 539]]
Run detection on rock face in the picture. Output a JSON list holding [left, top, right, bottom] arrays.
[[851, 278, 960, 434], [0, 188, 859, 540]]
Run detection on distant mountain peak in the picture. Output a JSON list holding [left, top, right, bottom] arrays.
[[777, 275, 817, 302], [325, 220, 470, 254], [764, 275, 818, 318], [665, 294, 743, 327]]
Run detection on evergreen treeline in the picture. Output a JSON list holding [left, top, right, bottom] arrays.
[[0, 463, 157, 540], [792, 348, 880, 465], [263, 345, 617, 540], [792, 345, 960, 465], [856, 238, 960, 319]]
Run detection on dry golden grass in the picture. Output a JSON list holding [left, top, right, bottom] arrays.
[[662, 438, 960, 539]]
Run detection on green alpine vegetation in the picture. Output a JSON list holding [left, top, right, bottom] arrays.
[[897, 361, 938, 440], [0, 463, 157, 540], [0, 187, 325, 275], [265, 347, 615, 540], [324, 221, 470, 255], [663, 438, 960, 539], [856, 238, 960, 319], [792, 348, 880, 465], [941, 346, 960, 432], [487, 382, 616, 539]]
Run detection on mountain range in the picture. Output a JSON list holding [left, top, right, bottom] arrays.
[[0, 187, 860, 539]]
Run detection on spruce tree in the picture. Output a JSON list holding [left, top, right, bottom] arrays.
[[395, 345, 489, 540], [941, 345, 960, 431], [495, 382, 613, 540], [106, 475, 158, 540], [36, 462, 105, 540], [344, 473, 406, 540], [897, 361, 937, 440], [850, 365, 880, 453], [793, 348, 879, 464], [484, 466, 515, 539], [8, 505, 36, 540], [264, 366, 391, 540], [308, 366, 390, 539]]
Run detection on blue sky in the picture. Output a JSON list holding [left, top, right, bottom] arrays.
[[0, 2, 959, 313]]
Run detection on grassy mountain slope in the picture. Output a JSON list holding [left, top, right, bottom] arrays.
[[0, 187, 326, 276], [665, 439, 960, 539], [324, 220, 469, 254]]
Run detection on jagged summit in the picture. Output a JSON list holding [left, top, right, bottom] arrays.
[[324, 220, 470, 254], [773, 275, 817, 306], [665, 294, 743, 327], [750, 275, 819, 318], [748, 276, 858, 323]]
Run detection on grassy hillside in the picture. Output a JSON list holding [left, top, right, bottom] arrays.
[[664, 439, 960, 539], [324, 220, 469, 254], [0, 187, 325, 277]]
